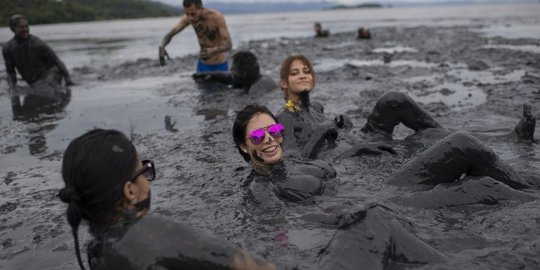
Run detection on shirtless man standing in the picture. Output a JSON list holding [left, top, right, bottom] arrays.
[[158, 0, 232, 73], [2, 14, 73, 92]]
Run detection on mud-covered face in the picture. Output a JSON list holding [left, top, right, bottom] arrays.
[[184, 4, 203, 24], [12, 19, 29, 39], [281, 59, 314, 100], [129, 159, 154, 213], [241, 113, 283, 167]]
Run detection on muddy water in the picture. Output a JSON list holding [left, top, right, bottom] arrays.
[[1, 5, 540, 270]]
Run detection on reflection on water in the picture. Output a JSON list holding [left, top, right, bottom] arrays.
[[10, 87, 71, 156]]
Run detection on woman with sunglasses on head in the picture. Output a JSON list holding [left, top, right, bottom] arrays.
[[59, 128, 276, 270], [276, 55, 536, 160]]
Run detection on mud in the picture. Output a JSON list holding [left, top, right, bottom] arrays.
[[0, 22, 539, 269]]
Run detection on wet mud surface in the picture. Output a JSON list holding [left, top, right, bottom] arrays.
[[1, 23, 540, 269]]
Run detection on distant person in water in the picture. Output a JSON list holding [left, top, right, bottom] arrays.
[[2, 14, 74, 92], [314, 22, 330, 37], [357, 27, 371, 39], [59, 129, 276, 270], [192, 50, 277, 95], [159, 0, 232, 73]]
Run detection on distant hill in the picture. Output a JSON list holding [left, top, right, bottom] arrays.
[[331, 3, 384, 10], [0, 0, 181, 25]]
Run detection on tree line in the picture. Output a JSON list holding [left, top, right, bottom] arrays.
[[0, 0, 180, 25]]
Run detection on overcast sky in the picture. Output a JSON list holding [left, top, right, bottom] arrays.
[[153, 0, 512, 6]]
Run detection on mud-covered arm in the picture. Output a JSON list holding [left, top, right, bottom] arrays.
[[2, 46, 17, 90], [159, 16, 189, 65], [43, 42, 72, 85], [192, 71, 234, 84], [301, 127, 337, 159], [160, 16, 189, 49], [277, 111, 302, 157]]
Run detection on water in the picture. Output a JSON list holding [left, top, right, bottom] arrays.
[[1, 3, 540, 270], [1, 3, 539, 69]]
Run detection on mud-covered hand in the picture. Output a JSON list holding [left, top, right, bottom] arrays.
[[192, 72, 212, 82], [324, 127, 338, 147], [199, 47, 216, 60], [338, 143, 396, 159], [334, 114, 353, 129], [336, 203, 368, 229], [159, 46, 170, 66]]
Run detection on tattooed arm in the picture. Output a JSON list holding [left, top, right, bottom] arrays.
[[159, 16, 190, 66]]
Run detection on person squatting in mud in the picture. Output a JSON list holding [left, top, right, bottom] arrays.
[[2, 14, 74, 92], [58, 129, 277, 270], [232, 104, 538, 268], [276, 54, 537, 160], [192, 50, 278, 95], [159, 0, 232, 72]]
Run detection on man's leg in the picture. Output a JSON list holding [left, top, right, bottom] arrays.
[[361, 91, 443, 135]]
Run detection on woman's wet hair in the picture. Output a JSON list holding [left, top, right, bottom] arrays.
[[279, 55, 316, 96], [58, 129, 138, 270], [9, 14, 26, 29], [231, 51, 260, 90], [183, 0, 202, 7], [233, 104, 278, 162]]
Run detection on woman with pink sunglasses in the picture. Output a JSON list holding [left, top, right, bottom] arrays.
[[232, 104, 535, 269]]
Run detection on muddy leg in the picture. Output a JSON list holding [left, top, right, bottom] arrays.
[[513, 104, 536, 143], [361, 91, 443, 135], [388, 131, 530, 189]]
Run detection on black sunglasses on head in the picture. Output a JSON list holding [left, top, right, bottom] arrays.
[[131, 160, 156, 182]]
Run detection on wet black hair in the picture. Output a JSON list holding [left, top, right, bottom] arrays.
[[233, 104, 278, 162], [9, 14, 26, 29], [183, 0, 202, 7], [58, 129, 138, 270], [231, 51, 260, 90]]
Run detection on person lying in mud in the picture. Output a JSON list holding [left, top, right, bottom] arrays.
[[314, 22, 330, 37], [232, 104, 448, 269], [2, 14, 74, 92], [357, 27, 371, 39], [59, 129, 276, 270], [277, 54, 537, 159], [192, 50, 277, 95], [236, 104, 537, 207]]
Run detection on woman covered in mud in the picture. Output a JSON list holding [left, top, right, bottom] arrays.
[[58, 129, 276, 270], [232, 104, 537, 268], [276, 54, 537, 160]]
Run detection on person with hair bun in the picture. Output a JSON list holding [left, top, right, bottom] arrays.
[[59, 128, 276, 270]]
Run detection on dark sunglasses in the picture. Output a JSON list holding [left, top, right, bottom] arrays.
[[131, 160, 156, 182], [247, 123, 285, 145]]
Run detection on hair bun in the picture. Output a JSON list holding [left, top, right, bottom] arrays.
[[58, 187, 81, 204]]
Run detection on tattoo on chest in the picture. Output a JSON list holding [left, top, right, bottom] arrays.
[[193, 23, 219, 41]]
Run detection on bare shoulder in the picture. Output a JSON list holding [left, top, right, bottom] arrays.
[[205, 8, 226, 21]]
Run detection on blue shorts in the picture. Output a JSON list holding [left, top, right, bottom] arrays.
[[196, 60, 229, 73]]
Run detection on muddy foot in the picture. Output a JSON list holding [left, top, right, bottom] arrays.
[[514, 104, 536, 142]]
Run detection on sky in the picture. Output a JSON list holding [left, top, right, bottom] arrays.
[[153, 0, 524, 6]]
